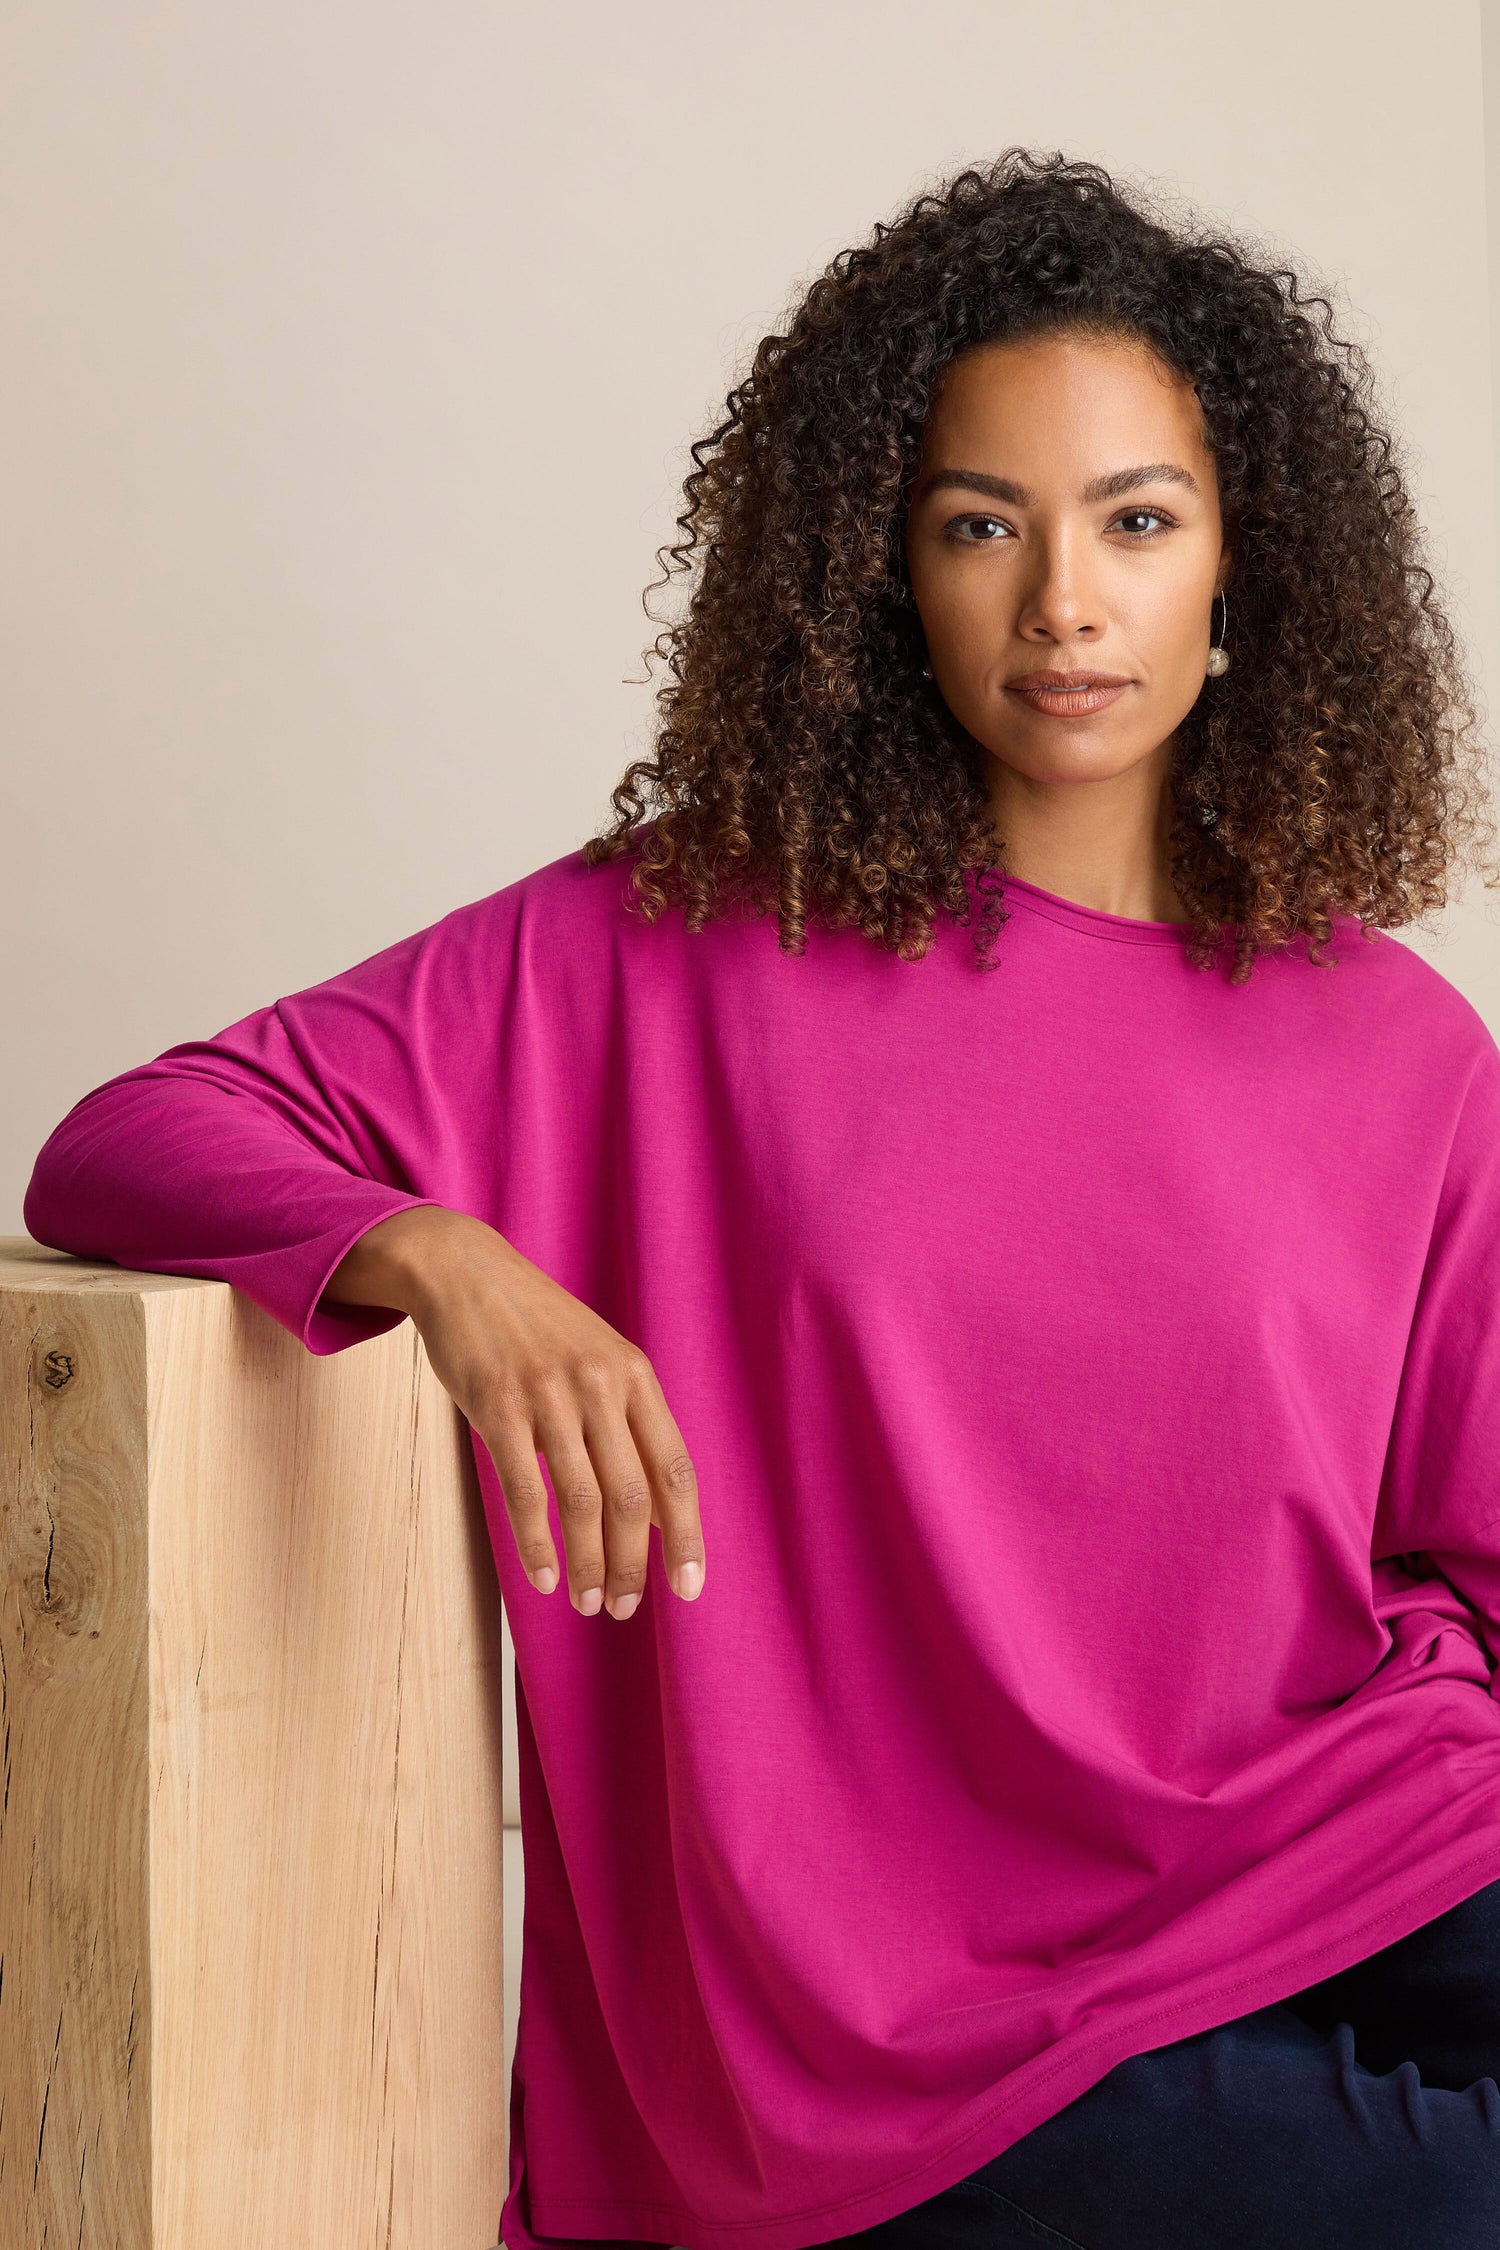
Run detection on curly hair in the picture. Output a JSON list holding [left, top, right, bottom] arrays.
[[582, 147, 1498, 982]]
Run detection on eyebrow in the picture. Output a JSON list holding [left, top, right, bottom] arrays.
[[918, 461, 1201, 506]]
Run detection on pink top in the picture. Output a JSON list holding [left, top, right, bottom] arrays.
[[25, 844, 1500, 2249]]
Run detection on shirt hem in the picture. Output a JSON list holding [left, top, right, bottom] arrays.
[[515, 1831, 1500, 2250]]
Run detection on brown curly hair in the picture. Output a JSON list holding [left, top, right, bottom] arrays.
[[582, 146, 1498, 982]]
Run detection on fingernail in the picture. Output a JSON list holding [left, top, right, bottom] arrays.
[[609, 1592, 641, 1622], [531, 1565, 558, 1595], [674, 1560, 703, 1600], [579, 1586, 603, 1616]]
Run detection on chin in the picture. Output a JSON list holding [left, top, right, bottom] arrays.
[[981, 735, 1143, 784]]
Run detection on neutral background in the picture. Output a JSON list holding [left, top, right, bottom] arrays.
[[8, 0, 1500, 2105]]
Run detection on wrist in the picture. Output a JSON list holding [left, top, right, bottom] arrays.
[[327, 1204, 478, 1314]]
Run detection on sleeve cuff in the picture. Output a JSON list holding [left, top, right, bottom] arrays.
[[301, 1196, 451, 1356]]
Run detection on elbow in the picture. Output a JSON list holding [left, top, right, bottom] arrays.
[[21, 1098, 122, 1262], [22, 1142, 91, 1259]]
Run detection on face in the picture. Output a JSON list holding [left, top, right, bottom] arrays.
[[904, 329, 1230, 792]]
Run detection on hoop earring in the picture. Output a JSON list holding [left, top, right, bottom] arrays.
[[1206, 589, 1230, 677]]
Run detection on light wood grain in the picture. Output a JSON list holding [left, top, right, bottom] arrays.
[[0, 1237, 508, 2250]]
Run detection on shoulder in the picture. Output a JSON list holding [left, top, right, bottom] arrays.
[[411, 844, 652, 986], [1299, 914, 1500, 1112], [274, 848, 645, 1038], [1324, 915, 1493, 1038], [444, 841, 636, 932]]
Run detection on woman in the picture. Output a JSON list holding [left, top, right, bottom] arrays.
[[25, 148, 1500, 2246]]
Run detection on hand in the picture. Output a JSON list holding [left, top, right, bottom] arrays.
[[325, 1207, 705, 1618]]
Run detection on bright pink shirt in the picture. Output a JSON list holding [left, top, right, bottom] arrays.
[[25, 845, 1500, 2248]]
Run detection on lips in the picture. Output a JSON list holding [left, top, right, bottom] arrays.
[[1009, 670, 1130, 690], [1006, 671, 1132, 719]]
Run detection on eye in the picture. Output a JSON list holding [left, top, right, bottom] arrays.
[[941, 506, 1179, 545], [943, 513, 1010, 543], [1112, 507, 1176, 539]]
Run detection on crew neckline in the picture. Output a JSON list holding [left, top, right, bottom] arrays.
[[976, 868, 1193, 946]]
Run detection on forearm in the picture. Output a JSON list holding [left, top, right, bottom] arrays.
[[322, 1204, 520, 1316], [24, 1035, 449, 1356]]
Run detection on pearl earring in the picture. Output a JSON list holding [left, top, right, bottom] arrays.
[[1206, 589, 1230, 677]]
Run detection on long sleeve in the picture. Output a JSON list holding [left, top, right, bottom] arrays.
[[1372, 1028, 1500, 1700], [22, 916, 471, 1357]]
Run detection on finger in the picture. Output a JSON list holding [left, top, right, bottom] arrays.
[[577, 1402, 657, 1621], [482, 1411, 564, 1596], [531, 1401, 608, 1616], [625, 1371, 705, 1601]]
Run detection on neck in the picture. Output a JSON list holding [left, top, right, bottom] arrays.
[[982, 743, 1188, 923]]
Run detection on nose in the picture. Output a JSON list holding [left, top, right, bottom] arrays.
[[1013, 526, 1106, 643]]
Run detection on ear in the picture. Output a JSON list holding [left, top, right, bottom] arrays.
[[1216, 534, 1234, 596]]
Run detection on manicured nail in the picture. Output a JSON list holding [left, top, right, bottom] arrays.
[[578, 1586, 603, 1616], [531, 1565, 558, 1595], [674, 1560, 703, 1600], [609, 1592, 640, 1622]]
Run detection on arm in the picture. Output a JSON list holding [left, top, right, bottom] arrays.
[[23, 924, 458, 1356], [1413, 1538, 1500, 1700], [1371, 1031, 1500, 1699], [24, 896, 708, 1610]]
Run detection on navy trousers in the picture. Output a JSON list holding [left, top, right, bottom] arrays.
[[828, 1876, 1500, 2249]]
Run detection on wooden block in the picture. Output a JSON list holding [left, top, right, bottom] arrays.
[[0, 1237, 508, 2250]]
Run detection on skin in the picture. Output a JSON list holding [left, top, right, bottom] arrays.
[[326, 1204, 705, 1621], [321, 328, 1236, 1623], [905, 328, 1234, 924]]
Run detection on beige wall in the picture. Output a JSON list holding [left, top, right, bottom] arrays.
[[7, 3, 1499, 1227]]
